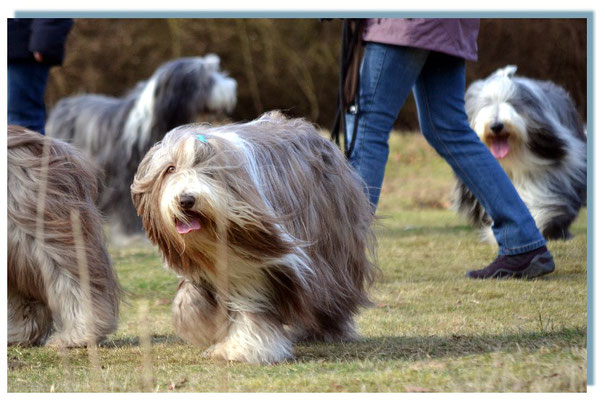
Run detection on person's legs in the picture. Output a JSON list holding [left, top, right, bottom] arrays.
[[345, 46, 552, 278], [346, 43, 428, 209], [8, 62, 50, 134], [412, 52, 546, 255]]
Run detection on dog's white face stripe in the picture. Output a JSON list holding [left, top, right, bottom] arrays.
[[159, 171, 208, 228], [470, 74, 516, 136], [159, 136, 221, 227], [178, 136, 199, 166], [471, 103, 497, 137]]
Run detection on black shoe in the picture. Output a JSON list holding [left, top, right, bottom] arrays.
[[466, 246, 555, 279]]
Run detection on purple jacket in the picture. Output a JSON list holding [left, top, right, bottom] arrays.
[[362, 18, 480, 61]]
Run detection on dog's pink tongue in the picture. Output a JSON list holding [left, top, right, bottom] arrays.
[[176, 218, 202, 234], [490, 136, 510, 159]]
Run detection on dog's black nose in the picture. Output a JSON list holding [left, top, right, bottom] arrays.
[[180, 194, 196, 210], [490, 122, 505, 134]]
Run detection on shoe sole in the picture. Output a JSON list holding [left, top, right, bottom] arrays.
[[466, 252, 555, 279]]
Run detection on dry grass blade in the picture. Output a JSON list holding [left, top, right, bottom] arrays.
[[70, 209, 103, 391], [214, 212, 231, 391], [138, 300, 155, 392]]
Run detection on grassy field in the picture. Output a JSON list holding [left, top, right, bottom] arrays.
[[7, 133, 588, 392]]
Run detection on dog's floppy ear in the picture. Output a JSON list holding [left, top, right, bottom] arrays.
[[131, 141, 165, 211]]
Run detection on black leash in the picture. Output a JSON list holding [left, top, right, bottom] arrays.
[[330, 19, 363, 160]]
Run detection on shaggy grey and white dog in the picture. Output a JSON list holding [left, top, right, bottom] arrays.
[[452, 65, 587, 241], [131, 111, 378, 363], [46, 54, 237, 238], [8, 126, 121, 348]]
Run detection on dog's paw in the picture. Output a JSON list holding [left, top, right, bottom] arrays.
[[45, 333, 91, 349], [204, 339, 293, 364], [204, 342, 252, 363]]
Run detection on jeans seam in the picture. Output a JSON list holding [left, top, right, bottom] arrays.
[[355, 44, 386, 173], [504, 224, 509, 249], [365, 45, 387, 125]]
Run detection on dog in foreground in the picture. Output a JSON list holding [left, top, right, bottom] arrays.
[[131, 111, 378, 363], [452, 65, 587, 241], [7, 126, 121, 347], [46, 54, 237, 238]]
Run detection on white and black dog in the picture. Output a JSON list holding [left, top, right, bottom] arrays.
[[46, 55, 237, 239], [452, 65, 586, 241]]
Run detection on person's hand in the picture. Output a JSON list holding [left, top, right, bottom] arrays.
[[33, 51, 43, 62]]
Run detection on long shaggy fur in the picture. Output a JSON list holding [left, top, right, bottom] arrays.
[[131, 111, 378, 363], [452, 65, 587, 241], [46, 54, 237, 237], [7, 126, 121, 347]]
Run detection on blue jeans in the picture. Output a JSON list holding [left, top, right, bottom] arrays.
[[8, 62, 50, 134], [346, 43, 546, 255]]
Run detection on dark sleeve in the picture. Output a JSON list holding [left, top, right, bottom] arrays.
[[29, 18, 74, 65]]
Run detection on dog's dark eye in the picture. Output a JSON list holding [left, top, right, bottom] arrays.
[[166, 165, 176, 174]]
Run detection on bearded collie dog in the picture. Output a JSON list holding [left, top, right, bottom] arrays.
[[131, 111, 378, 363], [452, 65, 587, 241], [8, 126, 121, 348]]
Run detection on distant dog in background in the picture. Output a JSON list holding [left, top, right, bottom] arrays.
[[46, 54, 237, 238], [8, 126, 121, 348], [131, 112, 378, 364], [452, 65, 587, 241]]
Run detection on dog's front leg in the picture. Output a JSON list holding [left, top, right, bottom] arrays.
[[172, 279, 221, 346], [206, 311, 294, 364]]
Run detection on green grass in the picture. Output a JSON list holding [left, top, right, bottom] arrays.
[[7, 133, 587, 392]]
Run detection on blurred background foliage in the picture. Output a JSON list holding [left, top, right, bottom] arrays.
[[46, 18, 587, 131]]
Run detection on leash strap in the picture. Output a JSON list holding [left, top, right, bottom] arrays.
[[330, 19, 364, 159]]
